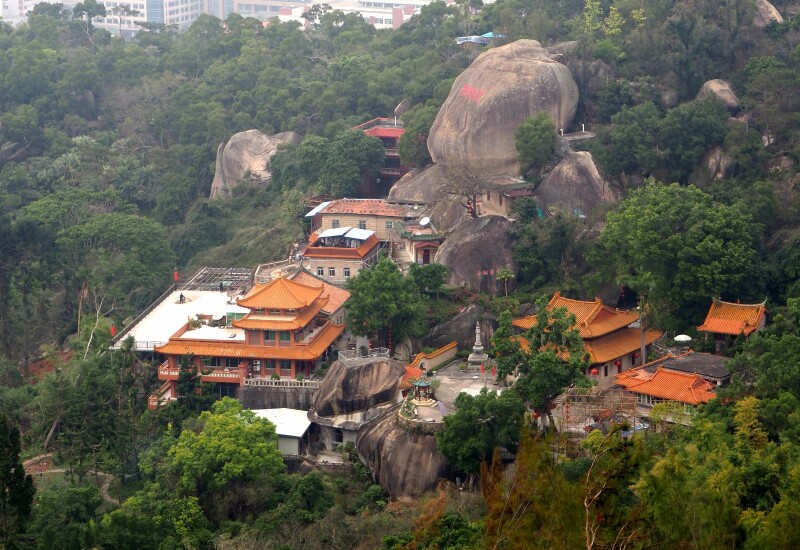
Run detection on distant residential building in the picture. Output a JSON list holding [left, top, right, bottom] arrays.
[[302, 226, 382, 285], [94, 0, 205, 35], [514, 292, 663, 388], [305, 198, 416, 245], [697, 298, 766, 354]]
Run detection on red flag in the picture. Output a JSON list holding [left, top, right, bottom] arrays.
[[173, 270, 179, 282], [110, 324, 116, 337], [480, 364, 484, 374]]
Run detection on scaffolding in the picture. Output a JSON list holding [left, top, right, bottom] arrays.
[[552, 387, 638, 458], [180, 267, 253, 292]]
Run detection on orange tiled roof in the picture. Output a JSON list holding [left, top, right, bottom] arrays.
[[154, 322, 344, 360], [697, 299, 766, 336], [586, 328, 663, 364], [303, 234, 379, 259], [291, 271, 350, 314], [516, 328, 663, 365], [615, 366, 716, 405], [512, 292, 639, 339], [319, 199, 408, 218], [232, 297, 327, 330], [237, 277, 324, 310]]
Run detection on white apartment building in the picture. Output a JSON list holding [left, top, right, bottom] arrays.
[[93, 0, 204, 35]]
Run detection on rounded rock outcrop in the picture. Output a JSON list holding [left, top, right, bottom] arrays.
[[534, 151, 616, 215], [210, 129, 300, 198], [312, 359, 405, 418], [427, 39, 579, 177], [435, 216, 517, 296], [356, 413, 450, 498], [696, 80, 740, 112], [754, 0, 783, 27]]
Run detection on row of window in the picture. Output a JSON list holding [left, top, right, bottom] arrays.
[[251, 359, 292, 371], [264, 330, 291, 342], [317, 267, 350, 278], [330, 220, 394, 229]]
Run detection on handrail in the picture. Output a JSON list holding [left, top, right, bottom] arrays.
[[243, 378, 321, 388]]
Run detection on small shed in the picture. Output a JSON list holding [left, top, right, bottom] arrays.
[[252, 408, 312, 456]]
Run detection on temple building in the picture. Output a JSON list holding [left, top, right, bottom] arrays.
[[149, 276, 347, 409], [615, 365, 717, 413], [513, 292, 663, 388], [352, 117, 410, 191], [697, 299, 766, 354]]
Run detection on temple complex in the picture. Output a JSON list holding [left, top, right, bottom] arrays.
[[697, 298, 766, 354]]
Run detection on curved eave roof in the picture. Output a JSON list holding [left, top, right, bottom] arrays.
[[154, 323, 345, 360]]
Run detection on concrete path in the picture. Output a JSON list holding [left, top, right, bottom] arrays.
[[24, 453, 120, 506]]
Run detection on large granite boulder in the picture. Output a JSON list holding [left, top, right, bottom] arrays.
[[427, 39, 579, 177], [356, 413, 450, 498], [696, 80, 740, 112], [534, 151, 616, 215], [388, 164, 443, 204], [754, 0, 783, 27], [210, 130, 300, 198], [312, 359, 404, 419], [435, 216, 517, 296]]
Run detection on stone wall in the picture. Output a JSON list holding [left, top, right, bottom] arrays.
[[237, 385, 317, 410]]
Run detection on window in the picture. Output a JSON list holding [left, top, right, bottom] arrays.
[[208, 357, 222, 367], [332, 219, 340, 228], [279, 331, 290, 342], [358, 220, 367, 229], [225, 358, 239, 369], [385, 221, 394, 229], [265, 359, 275, 371], [343, 267, 351, 278], [264, 330, 276, 342], [329, 267, 336, 277], [280, 359, 292, 371], [317, 267, 324, 276]]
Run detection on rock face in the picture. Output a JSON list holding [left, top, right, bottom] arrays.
[[435, 216, 517, 296], [534, 151, 616, 215], [312, 359, 404, 419], [754, 0, 783, 27], [425, 303, 497, 351], [427, 39, 579, 177], [702, 146, 734, 181], [356, 413, 450, 498], [696, 80, 740, 112], [210, 130, 300, 198], [388, 164, 443, 205]]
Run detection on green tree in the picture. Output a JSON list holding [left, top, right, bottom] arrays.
[[515, 112, 556, 175], [437, 387, 526, 476], [345, 257, 425, 348], [596, 181, 758, 327], [0, 416, 35, 549], [490, 311, 526, 382], [505, 299, 590, 419], [168, 397, 285, 495], [408, 263, 448, 298], [28, 485, 102, 550], [320, 130, 385, 197], [398, 102, 440, 167]]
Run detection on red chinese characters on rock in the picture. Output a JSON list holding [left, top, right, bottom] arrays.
[[460, 84, 485, 103]]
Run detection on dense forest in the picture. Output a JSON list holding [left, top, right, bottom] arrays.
[[3, 0, 800, 548]]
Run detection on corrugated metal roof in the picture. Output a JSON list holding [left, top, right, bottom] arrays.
[[344, 227, 375, 240], [318, 226, 352, 238], [304, 201, 331, 217], [252, 408, 311, 438]]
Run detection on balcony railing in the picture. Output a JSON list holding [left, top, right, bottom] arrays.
[[381, 167, 402, 176], [243, 378, 321, 388]]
